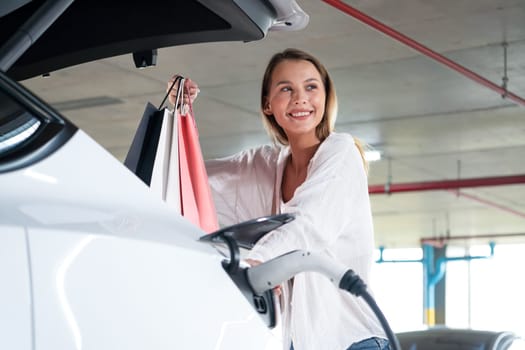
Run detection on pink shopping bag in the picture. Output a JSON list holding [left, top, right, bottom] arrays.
[[177, 92, 218, 233]]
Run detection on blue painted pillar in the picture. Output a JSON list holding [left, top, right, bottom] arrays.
[[422, 242, 495, 326], [422, 244, 435, 326], [434, 245, 447, 325]]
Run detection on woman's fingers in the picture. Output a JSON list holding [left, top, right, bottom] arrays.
[[166, 75, 200, 107], [184, 78, 200, 103], [167, 74, 181, 106], [244, 258, 262, 267], [274, 285, 282, 297]]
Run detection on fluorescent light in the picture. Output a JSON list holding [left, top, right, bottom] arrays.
[[364, 150, 381, 162]]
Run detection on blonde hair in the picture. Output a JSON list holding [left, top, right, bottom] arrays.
[[260, 48, 368, 172]]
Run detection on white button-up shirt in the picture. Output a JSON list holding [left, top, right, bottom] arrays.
[[206, 132, 386, 350]]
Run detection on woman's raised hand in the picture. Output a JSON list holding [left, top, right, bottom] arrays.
[[167, 74, 200, 107]]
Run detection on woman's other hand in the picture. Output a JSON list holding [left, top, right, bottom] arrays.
[[244, 258, 262, 267], [167, 75, 200, 107]]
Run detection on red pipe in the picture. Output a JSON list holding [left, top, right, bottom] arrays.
[[322, 0, 525, 106], [369, 174, 525, 194], [369, 175, 525, 218], [448, 190, 525, 218]]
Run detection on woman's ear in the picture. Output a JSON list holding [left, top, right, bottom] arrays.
[[263, 99, 272, 115]]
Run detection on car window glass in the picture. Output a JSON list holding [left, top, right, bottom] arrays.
[[0, 89, 42, 156]]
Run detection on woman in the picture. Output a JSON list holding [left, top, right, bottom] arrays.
[[168, 48, 389, 350]]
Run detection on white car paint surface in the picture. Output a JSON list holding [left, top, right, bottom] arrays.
[[0, 130, 279, 349], [0, 226, 31, 350]]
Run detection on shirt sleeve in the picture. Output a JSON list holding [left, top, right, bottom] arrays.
[[248, 134, 371, 262], [205, 145, 277, 227]]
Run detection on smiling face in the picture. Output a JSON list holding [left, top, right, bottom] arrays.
[[263, 59, 326, 145]]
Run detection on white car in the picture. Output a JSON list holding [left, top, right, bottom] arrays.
[[0, 1, 309, 349]]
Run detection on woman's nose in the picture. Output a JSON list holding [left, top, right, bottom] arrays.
[[293, 91, 307, 105]]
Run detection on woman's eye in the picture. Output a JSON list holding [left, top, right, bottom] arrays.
[[281, 86, 292, 92], [306, 84, 318, 91]]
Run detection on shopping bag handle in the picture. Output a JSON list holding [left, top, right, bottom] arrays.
[[158, 75, 184, 110]]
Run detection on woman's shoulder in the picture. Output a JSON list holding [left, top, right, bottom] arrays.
[[315, 132, 365, 169], [326, 132, 355, 146], [322, 132, 358, 154]]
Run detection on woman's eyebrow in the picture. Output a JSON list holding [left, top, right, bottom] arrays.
[[275, 77, 320, 86], [275, 80, 291, 86], [304, 78, 320, 83]]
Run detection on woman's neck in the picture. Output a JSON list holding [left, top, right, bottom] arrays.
[[280, 137, 321, 203], [287, 137, 321, 173]]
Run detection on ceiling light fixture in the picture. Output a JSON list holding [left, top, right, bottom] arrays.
[[364, 150, 381, 162]]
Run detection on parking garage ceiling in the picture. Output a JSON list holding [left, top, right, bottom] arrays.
[[19, 0, 525, 247]]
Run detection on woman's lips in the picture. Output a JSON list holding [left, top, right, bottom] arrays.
[[288, 110, 313, 118]]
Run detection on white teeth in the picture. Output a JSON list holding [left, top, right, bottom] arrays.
[[290, 111, 310, 117]]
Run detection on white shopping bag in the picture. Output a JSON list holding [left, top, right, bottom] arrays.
[[150, 108, 180, 212]]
